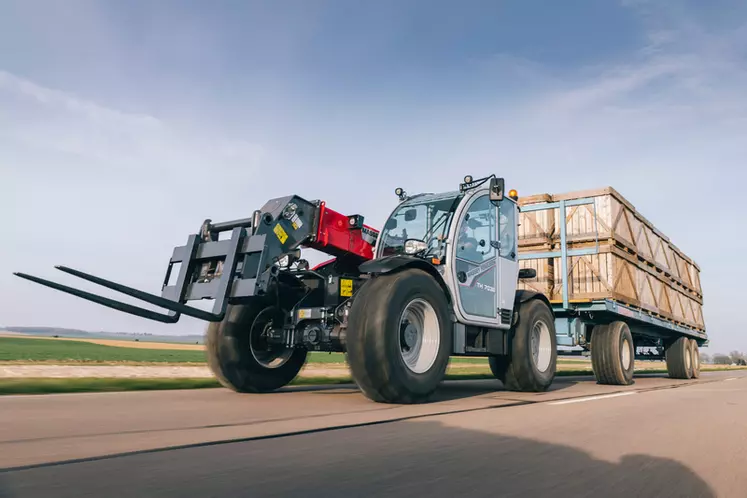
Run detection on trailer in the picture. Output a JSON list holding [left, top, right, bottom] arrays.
[[516, 188, 706, 383]]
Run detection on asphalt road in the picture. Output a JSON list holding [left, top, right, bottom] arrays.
[[1, 371, 746, 497]]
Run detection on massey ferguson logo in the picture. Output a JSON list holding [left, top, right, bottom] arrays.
[[460, 259, 497, 287]]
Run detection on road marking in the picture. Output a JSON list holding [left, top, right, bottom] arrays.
[[724, 377, 738, 382], [548, 391, 637, 405]]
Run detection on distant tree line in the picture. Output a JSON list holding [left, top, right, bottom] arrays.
[[705, 351, 746, 366]]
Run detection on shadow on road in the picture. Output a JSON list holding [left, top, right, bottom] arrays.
[[0, 417, 715, 497], [270, 376, 579, 403]]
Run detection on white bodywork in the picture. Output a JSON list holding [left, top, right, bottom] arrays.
[[374, 184, 521, 342]]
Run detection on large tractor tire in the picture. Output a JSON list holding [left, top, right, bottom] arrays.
[[666, 336, 694, 379], [489, 298, 557, 392], [205, 301, 307, 393], [590, 321, 635, 385], [346, 268, 452, 404]]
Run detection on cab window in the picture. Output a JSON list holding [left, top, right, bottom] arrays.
[[455, 194, 496, 264], [498, 198, 516, 260]]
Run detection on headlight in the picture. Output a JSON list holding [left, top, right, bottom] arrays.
[[404, 239, 428, 254]]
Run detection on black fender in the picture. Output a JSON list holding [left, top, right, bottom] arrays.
[[359, 255, 423, 274], [358, 255, 454, 304]]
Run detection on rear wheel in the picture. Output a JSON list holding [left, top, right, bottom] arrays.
[[590, 321, 635, 385], [665, 336, 693, 379], [346, 268, 452, 404], [690, 339, 701, 379], [490, 299, 557, 392], [205, 302, 307, 393]]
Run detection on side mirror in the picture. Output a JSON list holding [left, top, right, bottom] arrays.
[[489, 177, 505, 202], [404, 209, 417, 222], [384, 218, 398, 230], [518, 268, 536, 279]]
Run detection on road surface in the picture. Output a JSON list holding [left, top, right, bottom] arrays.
[[1, 371, 746, 497]]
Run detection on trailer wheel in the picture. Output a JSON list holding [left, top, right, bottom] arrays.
[[205, 302, 307, 393], [346, 268, 452, 404], [590, 321, 635, 385], [665, 336, 693, 380], [690, 339, 701, 379], [494, 299, 557, 392]]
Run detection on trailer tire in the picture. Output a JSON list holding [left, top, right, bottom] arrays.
[[690, 339, 701, 379], [495, 299, 557, 392], [590, 321, 635, 386], [346, 268, 452, 404], [205, 302, 307, 393], [665, 336, 693, 380], [666, 336, 693, 379]]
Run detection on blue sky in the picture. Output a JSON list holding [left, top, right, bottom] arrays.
[[2, 0, 746, 354]]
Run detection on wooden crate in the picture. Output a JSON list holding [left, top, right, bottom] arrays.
[[517, 187, 703, 300], [518, 243, 705, 331], [517, 194, 554, 248], [517, 257, 554, 296]]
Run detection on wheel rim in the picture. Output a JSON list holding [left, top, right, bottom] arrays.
[[249, 309, 294, 369], [399, 298, 441, 374], [621, 338, 631, 370], [531, 319, 553, 373]]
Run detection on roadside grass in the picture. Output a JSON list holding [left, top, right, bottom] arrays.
[[3, 337, 746, 372], [0, 337, 207, 364], [0, 337, 492, 366], [0, 376, 354, 395]]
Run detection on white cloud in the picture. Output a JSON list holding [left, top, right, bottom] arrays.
[[0, 71, 265, 174]]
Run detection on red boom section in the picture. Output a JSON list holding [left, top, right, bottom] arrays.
[[308, 201, 378, 262]]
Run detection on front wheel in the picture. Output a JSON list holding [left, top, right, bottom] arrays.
[[205, 302, 308, 393], [346, 268, 452, 404], [491, 299, 557, 392]]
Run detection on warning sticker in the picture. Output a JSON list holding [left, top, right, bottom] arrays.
[[274, 224, 288, 244], [340, 278, 353, 297], [297, 309, 312, 319], [290, 213, 304, 230]]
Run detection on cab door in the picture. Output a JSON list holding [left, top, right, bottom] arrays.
[[452, 192, 499, 324], [497, 197, 520, 327]]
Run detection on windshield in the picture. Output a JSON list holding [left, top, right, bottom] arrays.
[[379, 193, 461, 257]]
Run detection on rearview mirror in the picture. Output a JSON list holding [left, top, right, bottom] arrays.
[[489, 177, 505, 202], [518, 268, 537, 279], [404, 209, 417, 222]]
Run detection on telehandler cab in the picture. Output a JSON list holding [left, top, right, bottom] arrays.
[[14, 175, 557, 403]]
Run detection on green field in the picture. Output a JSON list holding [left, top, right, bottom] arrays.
[[0, 337, 493, 365], [0, 337, 208, 364]]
